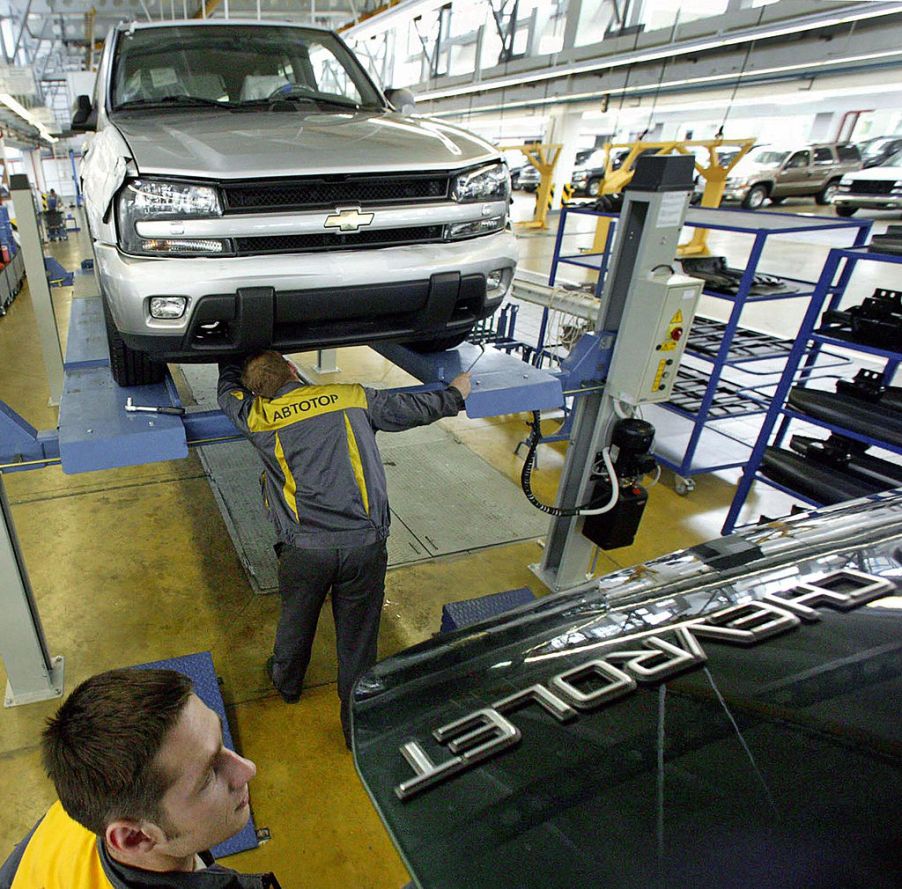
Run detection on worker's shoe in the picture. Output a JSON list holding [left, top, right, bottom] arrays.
[[265, 656, 300, 704]]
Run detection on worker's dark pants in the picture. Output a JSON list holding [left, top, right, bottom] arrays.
[[271, 540, 388, 744]]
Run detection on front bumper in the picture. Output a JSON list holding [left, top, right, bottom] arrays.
[[94, 231, 518, 359], [722, 185, 750, 201], [833, 194, 902, 210]]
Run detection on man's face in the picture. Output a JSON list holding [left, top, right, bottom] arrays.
[[151, 694, 256, 857]]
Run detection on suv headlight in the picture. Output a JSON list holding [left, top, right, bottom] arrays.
[[452, 163, 510, 202], [117, 179, 229, 256]]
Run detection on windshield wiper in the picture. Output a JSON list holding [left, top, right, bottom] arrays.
[[312, 97, 365, 111], [114, 95, 233, 111], [238, 94, 376, 113]]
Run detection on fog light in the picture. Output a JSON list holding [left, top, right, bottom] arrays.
[[486, 269, 504, 292], [150, 296, 188, 319]]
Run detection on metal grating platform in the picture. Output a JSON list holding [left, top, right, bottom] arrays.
[[178, 365, 549, 593], [197, 423, 548, 593], [686, 316, 794, 363], [667, 365, 765, 419], [440, 586, 535, 633]]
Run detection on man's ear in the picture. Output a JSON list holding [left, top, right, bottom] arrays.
[[105, 819, 163, 856], [285, 357, 302, 381]]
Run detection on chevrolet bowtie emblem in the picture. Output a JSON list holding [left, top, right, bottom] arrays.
[[324, 207, 375, 233]]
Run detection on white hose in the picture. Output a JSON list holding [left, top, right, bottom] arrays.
[[578, 447, 620, 516]]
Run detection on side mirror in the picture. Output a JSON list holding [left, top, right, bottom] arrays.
[[385, 88, 416, 115], [71, 95, 97, 132]]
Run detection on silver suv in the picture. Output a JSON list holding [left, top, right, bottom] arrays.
[[73, 21, 517, 386], [722, 143, 861, 209]]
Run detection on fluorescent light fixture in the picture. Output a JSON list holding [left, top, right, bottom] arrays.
[[424, 47, 902, 118], [414, 3, 901, 102], [0, 92, 57, 142]]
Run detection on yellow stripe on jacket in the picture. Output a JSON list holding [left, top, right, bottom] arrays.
[[344, 413, 369, 515], [12, 801, 114, 889], [247, 384, 368, 433], [274, 432, 298, 521]]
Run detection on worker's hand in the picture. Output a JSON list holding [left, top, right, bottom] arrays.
[[449, 372, 471, 400]]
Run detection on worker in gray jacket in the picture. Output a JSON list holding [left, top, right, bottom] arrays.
[[218, 350, 471, 747]]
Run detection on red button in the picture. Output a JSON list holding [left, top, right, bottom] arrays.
[[671, 327, 683, 341]]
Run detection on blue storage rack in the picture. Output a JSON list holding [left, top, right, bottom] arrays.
[[549, 206, 871, 489], [723, 246, 902, 533]]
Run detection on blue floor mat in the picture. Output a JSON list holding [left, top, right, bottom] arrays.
[[132, 651, 258, 859]]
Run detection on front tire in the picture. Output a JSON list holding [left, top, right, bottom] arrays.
[[741, 184, 769, 209], [816, 180, 841, 205], [102, 298, 166, 387], [835, 205, 857, 217], [768, 196, 785, 205]]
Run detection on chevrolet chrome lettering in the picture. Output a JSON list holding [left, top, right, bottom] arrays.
[[394, 568, 892, 800]]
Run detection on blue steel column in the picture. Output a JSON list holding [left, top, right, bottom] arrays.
[[548, 206, 569, 287], [680, 230, 767, 475], [722, 248, 844, 533]]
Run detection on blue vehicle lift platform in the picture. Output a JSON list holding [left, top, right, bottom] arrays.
[[1, 285, 564, 475]]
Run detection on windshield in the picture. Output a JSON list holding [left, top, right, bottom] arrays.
[[863, 138, 897, 159], [110, 25, 383, 111], [887, 148, 902, 167], [749, 149, 789, 166]]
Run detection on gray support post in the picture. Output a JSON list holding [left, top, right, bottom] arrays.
[[10, 173, 64, 406], [562, 0, 583, 50], [535, 157, 695, 592], [0, 473, 64, 706], [315, 349, 340, 374]]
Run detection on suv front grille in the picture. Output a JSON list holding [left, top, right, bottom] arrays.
[[235, 225, 444, 255], [224, 174, 450, 212], [846, 179, 895, 195]]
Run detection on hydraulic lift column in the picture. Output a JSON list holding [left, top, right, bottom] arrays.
[[534, 155, 702, 592], [0, 473, 64, 705]]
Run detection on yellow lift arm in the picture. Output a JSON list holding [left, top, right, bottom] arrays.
[[584, 138, 755, 258], [500, 143, 563, 230]]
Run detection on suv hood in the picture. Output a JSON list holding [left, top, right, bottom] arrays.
[[845, 163, 902, 181], [112, 108, 498, 179]]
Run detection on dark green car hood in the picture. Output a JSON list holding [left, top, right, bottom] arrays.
[[352, 492, 902, 889]]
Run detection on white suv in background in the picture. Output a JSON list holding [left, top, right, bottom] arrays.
[[73, 20, 517, 386], [833, 149, 902, 217]]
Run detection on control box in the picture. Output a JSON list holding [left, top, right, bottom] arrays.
[[604, 272, 703, 406]]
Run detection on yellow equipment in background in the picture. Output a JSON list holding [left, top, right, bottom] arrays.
[[582, 138, 755, 257], [501, 143, 562, 229]]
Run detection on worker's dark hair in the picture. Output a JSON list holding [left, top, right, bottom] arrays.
[[41, 668, 194, 836], [242, 350, 295, 399]]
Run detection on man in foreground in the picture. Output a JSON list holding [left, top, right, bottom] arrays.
[[0, 668, 279, 888], [218, 350, 470, 746]]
